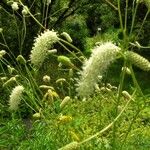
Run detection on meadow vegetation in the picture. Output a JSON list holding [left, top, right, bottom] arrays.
[[0, 0, 150, 149]]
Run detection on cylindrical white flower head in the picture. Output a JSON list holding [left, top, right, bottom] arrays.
[[76, 42, 120, 98], [9, 85, 24, 111], [30, 30, 59, 68]]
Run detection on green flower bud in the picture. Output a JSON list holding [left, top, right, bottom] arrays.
[[57, 56, 73, 67], [61, 32, 73, 43], [122, 91, 132, 100], [125, 51, 150, 71], [16, 55, 26, 65], [33, 113, 41, 119], [47, 49, 57, 55], [56, 78, 66, 84], [39, 85, 54, 90], [60, 96, 71, 109]]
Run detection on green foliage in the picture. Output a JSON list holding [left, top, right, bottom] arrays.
[[60, 15, 89, 51], [0, 0, 150, 150], [85, 28, 120, 53], [99, 4, 118, 30]]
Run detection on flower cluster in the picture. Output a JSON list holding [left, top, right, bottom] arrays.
[[125, 51, 150, 71], [30, 30, 59, 68], [76, 42, 120, 98], [9, 85, 24, 111]]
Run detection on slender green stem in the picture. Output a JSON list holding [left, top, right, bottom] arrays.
[[79, 98, 131, 145], [104, 0, 118, 11], [119, 65, 147, 149], [120, 106, 142, 149], [117, 61, 127, 103], [129, 65, 145, 98], [44, 4, 49, 28], [0, 6, 13, 17], [22, 98, 37, 112], [112, 60, 126, 148], [0, 42, 8, 48], [124, 0, 128, 35], [20, 17, 27, 54], [117, 0, 124, 32], [0, 32, 17, 65], [130, 3, 139, 35], [13, 11, 21, 52], [25, 65, 43, 98], [0, 62, 6, 75], [58, 41, 83, 63], [41, 0, 46, 29], [19, 0, 45, 29], [136, 10, 150, 39], [59, 38, 85, 57]]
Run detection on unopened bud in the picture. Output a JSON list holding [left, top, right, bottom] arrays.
[[33, 113, 41, 119], [60, 96, 71, 109], [126, 51, 150, 71], [122, 91, 132, 100], [47, 49, 57, 55], [57, 56, 73, 67], [61, 32, 73, 43], [39, 85, 54, 90], [56, 78, 66, 84], [16, 55, 26, 65]]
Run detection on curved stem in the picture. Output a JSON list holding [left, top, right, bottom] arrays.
[[19, 0, 45, 29], [136, 10, 150, 39], [59, 38, 85, 57], [129, 65, 145, 98], [58, 41, 83, 63], [20, 17, 27, 54], [79, 98, 131, 145], [112, 60, 126, 148], [130, 3, 139, 35]]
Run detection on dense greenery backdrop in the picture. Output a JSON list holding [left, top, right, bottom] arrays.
[[0, 0, 150, 150]]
